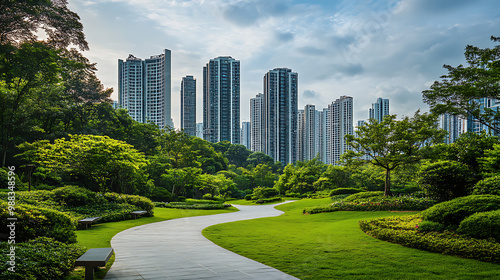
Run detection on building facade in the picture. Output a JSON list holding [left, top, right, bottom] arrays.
[[203, 56, 240, 144], [263, 68, 298, 165], [440, 113, 466, 144], [369, 97, 389, 123], [118, 49, 173, 129], [241, 122, 251, 150], [180, 75, 196, 136], [298, 105, 319, 162], [327, 96, 353, 165], [250, 93, 264, 152]]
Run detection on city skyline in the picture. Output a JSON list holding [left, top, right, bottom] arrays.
[[69, 0, 500, 128]]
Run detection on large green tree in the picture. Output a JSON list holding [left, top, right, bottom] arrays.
[[343, 112, 445, 196], [17, 134, 150, 194], [423, 36, 500, 133]]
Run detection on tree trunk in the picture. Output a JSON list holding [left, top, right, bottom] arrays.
[[384, 169, 392, 196]]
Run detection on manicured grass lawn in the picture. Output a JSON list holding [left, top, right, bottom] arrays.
[[203, 198, 500, 280]]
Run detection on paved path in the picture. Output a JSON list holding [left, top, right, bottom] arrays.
[[105, 202, 299, 280]]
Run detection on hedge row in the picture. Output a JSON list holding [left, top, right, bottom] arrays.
[[359, 214, 500, 264], [0, 237, 85, 280], [162, 203, 230, 210]]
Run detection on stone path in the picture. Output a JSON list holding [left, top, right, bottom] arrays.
[[105, 202, 299, 280]]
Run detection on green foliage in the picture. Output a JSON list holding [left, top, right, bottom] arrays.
[[52, 185, 104, 207], [0, 167, 26, 190], [417, 220, 446, 233], [254, 197, 283, 204], [417, 160, 474, 202], [458, 210, 500, 241], [0, 201, 76, 243], [423, 36, 500, 135], [251, 187, 279, 199], [360, 214, 500, 264], [304, 194, 435, 214], [421, 195, 500, 227], [314, 165, 353, 190], [343, 112, 446, 196], [473, 176, 500, 195], [275, 157, 327, 195], [329, 188, 363, 196], [0, 237, 85, 280], [17, 134, 149, 194], [164, 199, 230, 210], [479, 143, 500, 176], [224, 144, 252, 167], [343, 191, 384, 202]]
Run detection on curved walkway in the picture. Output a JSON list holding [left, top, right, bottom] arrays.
[[105, 202, 299, 280]]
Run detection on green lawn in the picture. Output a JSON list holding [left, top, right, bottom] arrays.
[[203, 198, 500, 280]]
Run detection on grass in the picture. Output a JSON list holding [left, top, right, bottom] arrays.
[[66, 206, 238, 280], [203, 198, 500, 280]]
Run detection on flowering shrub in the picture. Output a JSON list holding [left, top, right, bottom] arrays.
[[303, 194, 436, 214], [360, 214, 500, 264]]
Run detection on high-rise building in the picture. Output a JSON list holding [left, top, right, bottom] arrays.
[[467, 98, 500, 136], [369, 97, 389, 123], [196, 123, 204, 139], [263, 68, 298, 165], [241, 122, 251, 150], [250, 93, 264, 152], [319, 108, 329, 164], [327, 96, 353, 165], [440, 113, 466, 144], [180, 75, 196, 136], [118, 49, 173, 129], [298, 105, 319, 162], [203, 56, 240, 144]]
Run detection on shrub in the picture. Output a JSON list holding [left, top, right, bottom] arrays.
[[177, 196, 186, 202], [417, 160, 474, 202], [359, 215, 500, 264], [0, 167, 26, 191], [458, 210, 500, 241], [252, 187, 278, 199], [255, 197, 283, 204], [343, 191, 384, 202], [473, 176, 500, 196], [103, 192, 154, 215], [150, 187, 171, 202], [53, 185, 104, 207], [421, 195, 500, 227], [0, 237, 85, 280], [417, 221, 446, 233], [203, 193, 213, 200], [245, 194, 252, 201], [329, 188, 363, 196], [0, 201, 76, 243]]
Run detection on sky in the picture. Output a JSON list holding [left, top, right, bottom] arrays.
[[68, 0, 500, 129]]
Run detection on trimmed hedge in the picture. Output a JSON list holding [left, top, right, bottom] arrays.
[[0, 237, 85, 280], [473, 176, 500, 196], [360, 215, 500, 264], [329, 188, 363, 196], [458, 210, 500, 241], [343, 191, 384, 202], [0, 201, 76, 243], [421, 195, 500, 227]]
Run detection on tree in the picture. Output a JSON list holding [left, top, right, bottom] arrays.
[[313, 165, 353, 191], [417, 160, 474, 202], [274, 157, 326, 195], [224, 144, 252, 167], [423, 36, 500, 134], [343, 112, 446, 196], [0, 0, 88, 50], [161, 167, 202, 199], [17, 134, 149, 193]]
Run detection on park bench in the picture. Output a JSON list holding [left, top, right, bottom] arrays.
[[75, 248, 113, 280], [130, 210, 147, 219], [78, 217, 101, 229]]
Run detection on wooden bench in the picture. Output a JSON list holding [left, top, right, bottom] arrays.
[[75, 248, 113, 280], [78, 217, 101, 229], [130, 210, 147, 219]]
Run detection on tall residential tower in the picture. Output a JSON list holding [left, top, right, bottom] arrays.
[[180, 75, 196, 136], [118, 49, 173, 129], [203, 56, 240, 144]]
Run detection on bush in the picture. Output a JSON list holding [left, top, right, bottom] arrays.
[[329, 188, 363, 196], [245, 194, 252, 201], [252, 187, 278, 199], [417, 160, 474, 202], [53, 185, 105, 207], [0, 201, 76, 243], [417, 221, 446, 233], [203, 193, 213, 200], [343, 191, 384, 202], [421, 195, 500, 227], [103, 192, 154, 215], [0, 167, 26, 191], [473, 176, 500, 196], [458, 210, 500, 241], [255, 197, 283, 204], [359, 215, 500, 264], [0, 237, 85, 280], [150, 187, 171, 202]]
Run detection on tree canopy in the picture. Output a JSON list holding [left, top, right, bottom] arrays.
[[423, 36, 500, 134]]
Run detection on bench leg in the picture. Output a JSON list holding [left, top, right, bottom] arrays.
[[84, 265, 95, 280]]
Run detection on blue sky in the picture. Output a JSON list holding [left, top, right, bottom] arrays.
[[68, 0, 500, 128]]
